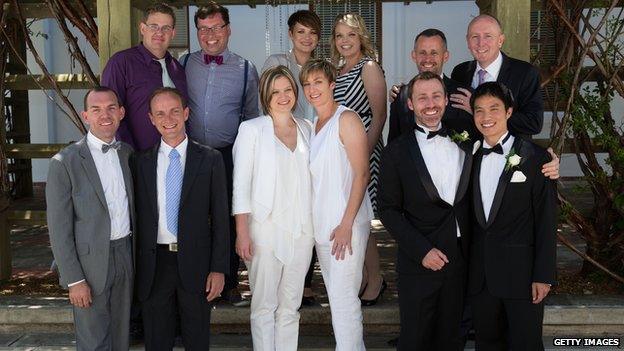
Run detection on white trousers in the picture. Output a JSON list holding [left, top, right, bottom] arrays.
[[247, 237, 315, 351], [316, 222, 370, 351]]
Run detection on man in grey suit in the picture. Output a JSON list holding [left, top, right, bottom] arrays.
[[47, 86, 135, 350]]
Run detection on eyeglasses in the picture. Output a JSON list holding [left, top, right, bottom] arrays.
[[197, 23, 228, 35], [145, 23, 174, 33]]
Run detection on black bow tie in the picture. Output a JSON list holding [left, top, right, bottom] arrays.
[[414, 125, 448, 139], [481, 143, 503, 155], [102, 141, 121, 153]]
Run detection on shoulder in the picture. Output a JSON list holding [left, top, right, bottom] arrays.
[[517, 138, 549, 167], [230, 52, 257, 69], [240, 115, 271, 129], [189, 139, 222, 160], [384, 132, 411, 157], [361, 60, 384, 77], [106, 46, 140, 66], [263, 54, 289, 67], [444, 75, 469, 92], [452, 60, 473, 73], [294, 117, 312, 133], [51, 141, 82, 164], [503, 54, 538, 74]]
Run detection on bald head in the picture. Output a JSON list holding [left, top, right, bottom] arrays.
[[466, 14, 505, 68]]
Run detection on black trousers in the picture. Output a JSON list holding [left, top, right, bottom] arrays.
[[216, 144, 241, 291], [471, 285, 545, 351], [142, 248, 213, 351], [397, 266, 466, 351]]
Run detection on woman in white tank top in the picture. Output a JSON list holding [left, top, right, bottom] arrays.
[[232, 66, 315, 351], [300, 59, 373, 351]]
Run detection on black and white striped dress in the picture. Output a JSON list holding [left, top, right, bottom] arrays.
[[334, 57, 384, 215]]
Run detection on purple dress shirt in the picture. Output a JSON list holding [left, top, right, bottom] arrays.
[[101, 43, 188, 151]]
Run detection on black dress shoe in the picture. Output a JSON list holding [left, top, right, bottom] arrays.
[[360, 279, 387, 307]]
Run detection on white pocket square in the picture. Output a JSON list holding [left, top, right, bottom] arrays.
[[510, 170, 527, 183]]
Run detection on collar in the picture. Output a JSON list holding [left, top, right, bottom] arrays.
[[483, 132, 513, 154], [476, 51, 503, 80], [414, 122, 443, 139], [201, 48, 230, 62], [138, 43, 171, 66], [159, 135, 189, 159], [87, 130, 117, 152]]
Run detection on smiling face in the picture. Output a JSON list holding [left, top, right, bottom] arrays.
[[149, 91, 189, 146], [197, 13, 230, 56], [289, 22, 319, 57], [473, 94, 512, 145], [467, 16, 505, 68], [333, 22, 362, 60], [407, 78, 447, 129], [140, 12, 176, 58], [302, 70, 336, 108], [411, 35, 449, 76], [82, 91, 125, 144], [269, 76, 297, 115]]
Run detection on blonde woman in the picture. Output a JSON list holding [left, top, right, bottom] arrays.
[[331, 13, 387, 306], [301, 59, 373, 350], [232, 66, 315, 351]]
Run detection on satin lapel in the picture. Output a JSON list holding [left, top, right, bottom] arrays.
[[486, 137, 524, 227], [78, 138, 107, 210], [472, 150, 487, 228], [143, 145, 159, 219], [454, 142, 473, 205], [467, 61, 477, 84], [406, 134, 445, 206], [180, 141, 203, 205]]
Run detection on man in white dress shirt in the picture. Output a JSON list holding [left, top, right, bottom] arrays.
[[47, 87, 135, 350]]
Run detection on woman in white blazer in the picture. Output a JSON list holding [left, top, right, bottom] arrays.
[[232, 66, 315, 351]]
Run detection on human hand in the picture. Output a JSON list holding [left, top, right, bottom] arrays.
[[330, 223, 353, 260], [542, 148, 560, 180], [388, 84, 402, 103], [421, 248, 449, 271], [235, 231, 254, 262], [206, 272, 225, 302], [531, 282, 551, 304], [449, 88, 473, 114], [68, 281, 92, 308]]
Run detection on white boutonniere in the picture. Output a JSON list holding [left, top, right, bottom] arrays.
[[450, 130, 470, 143], [505, 148, 521, 171], [472, 140, 481, 155]]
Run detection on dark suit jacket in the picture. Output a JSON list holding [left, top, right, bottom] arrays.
[[451, 53, 544, 137], [378, 127, 473, 276], [388, 75, 478, 143], [469, 137, 557, 299], [133, 139, 230, 301]]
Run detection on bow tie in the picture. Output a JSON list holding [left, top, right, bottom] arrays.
[[101, 141, 121, 153], [414, 124, 448, 139], [204, 54, 223, 65], [481, 143, 503, 155]]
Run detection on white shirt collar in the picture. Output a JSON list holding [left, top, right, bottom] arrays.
[[483, 131, 514, 155], [476, 51, 503, 80], [86, 130, 117, 152], [159, 135, 189, 159]]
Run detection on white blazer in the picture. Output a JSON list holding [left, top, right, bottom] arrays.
[[232, 115, 312, 222]]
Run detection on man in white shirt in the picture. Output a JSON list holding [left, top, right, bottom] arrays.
[[47, 87, 135, 350]]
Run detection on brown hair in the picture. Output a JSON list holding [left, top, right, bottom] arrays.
[[288, 10, 321, 37], [143, 3, 176, 27], [406, 71, 447, 99], [194, 1, 229, 28], [299, 59, 337, 85], [259, 66, 299, 115], [84, 87, 120, 110]]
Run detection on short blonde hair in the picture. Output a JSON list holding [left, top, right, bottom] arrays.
[[330, 13, 377, 67], [259, 65, 298, 115], [299, 59, 337, 85]]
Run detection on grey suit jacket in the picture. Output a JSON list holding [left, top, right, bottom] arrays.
[[46, 136, 135, 295]]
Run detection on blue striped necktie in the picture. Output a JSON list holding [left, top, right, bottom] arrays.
[[165, 148, 183, 236]]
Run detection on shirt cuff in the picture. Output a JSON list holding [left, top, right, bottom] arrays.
[[68, 279, 85, 287]]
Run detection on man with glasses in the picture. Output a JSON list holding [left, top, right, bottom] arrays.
[[102, 3, 187, 151], [184, 1, 260, 306]]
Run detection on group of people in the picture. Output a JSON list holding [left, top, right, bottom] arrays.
[[45, 2, 561, 351]]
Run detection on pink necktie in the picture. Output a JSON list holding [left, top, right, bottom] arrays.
[[477, 69, 487, 86]]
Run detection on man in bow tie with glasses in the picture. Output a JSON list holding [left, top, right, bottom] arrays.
[[184, 1, 260, 306], [47, 87, 136, 350], [101, 3, 188, 152]]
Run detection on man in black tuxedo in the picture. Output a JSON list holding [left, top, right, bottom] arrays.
[[388, 29, 476, 143], [133, 87, 230, 350], [450, 14, 544, 138], [469, 82, 557, 350], [379, 71, 474, 351]]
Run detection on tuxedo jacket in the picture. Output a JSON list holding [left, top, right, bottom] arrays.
[[378, 127, 473, 276], [133, 139, 230, 301], [469, 137, 557, 299], [388, 75, 477, 143], [46, 137, 136, 295], [451, 53, 544, 136]]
